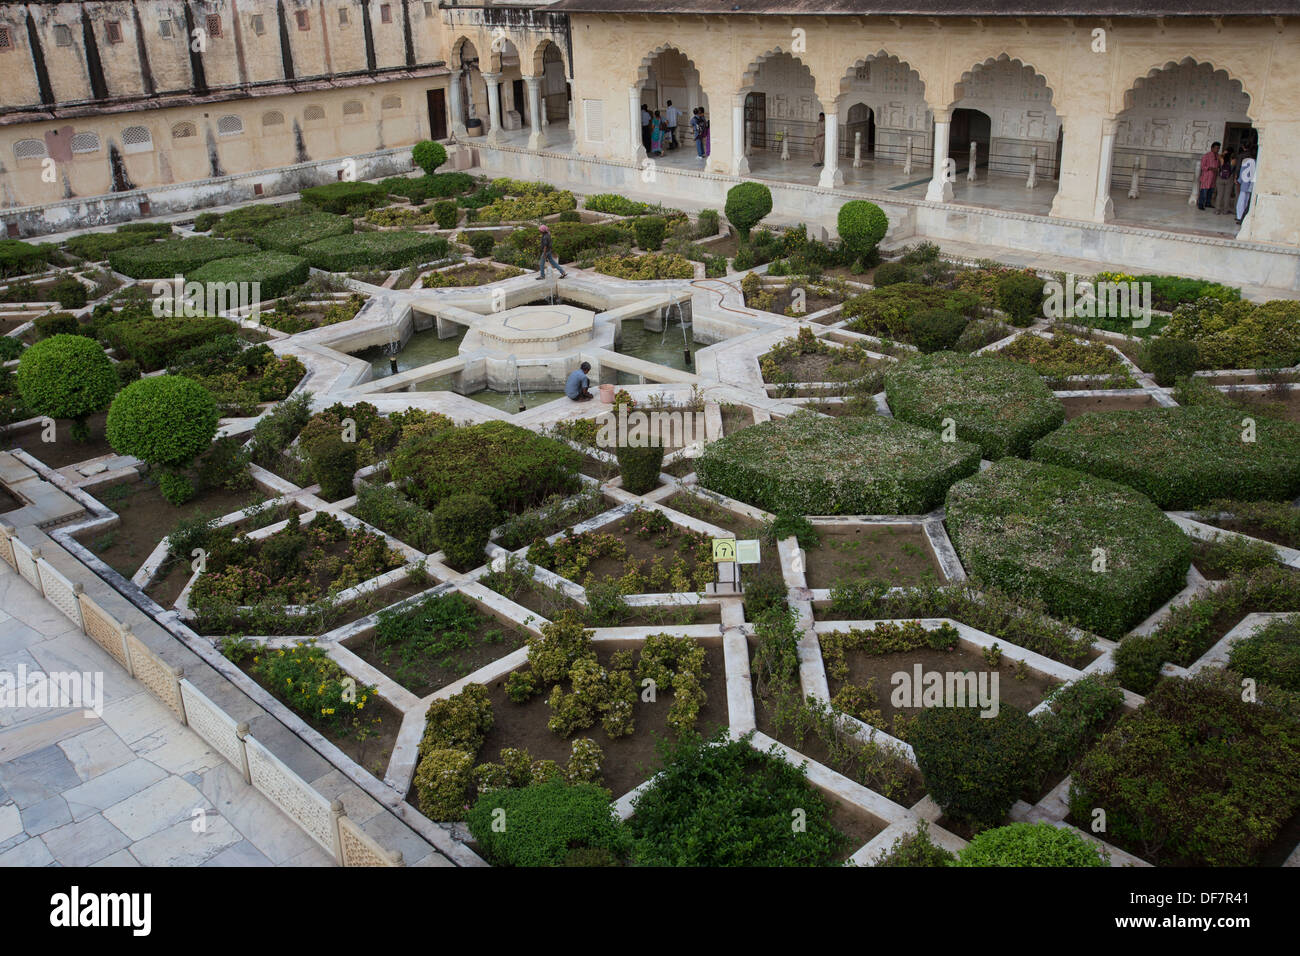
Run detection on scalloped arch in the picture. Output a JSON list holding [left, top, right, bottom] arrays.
[[530, 38, 567, 78], [632, 43, 712, 87], [837, 51, 929, 98], [1121, 57, 1252, 115], [950, 53, 1057, 109], [739, 47, 819, 95]]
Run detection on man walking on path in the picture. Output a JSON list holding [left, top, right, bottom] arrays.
[[536, 224, 567, 280], [1197, 141, 1221, 210]]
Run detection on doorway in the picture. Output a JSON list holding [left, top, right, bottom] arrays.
[[512, 78, 528, 127], [744, 92, 767, 151], [950, 107, 990, 173], [844, 102, 875, 159], [427, 89, 448, 140]]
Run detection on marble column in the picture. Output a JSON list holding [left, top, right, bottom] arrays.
[[525, 76, 546, 150], [629, 86, 647, 162], [483, 72, 504, 143], [818, 105, 843, 188], [568, 82, 576, 133], [732, 97, 750, 176], [926, 109, 954, 202], [1095, 119, 1117, 221], [448, 69, 467, 137]]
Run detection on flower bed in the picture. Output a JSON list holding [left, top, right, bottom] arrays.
[[593, 253, 694, 280], [997, 333, 1133, 387], [841, 282, 983, 342], [802, 524, 942, 590], [696, 411, 981, 516], [945, 458, 1192, 641], [421, 262, 525, 288], [884, 351, 1065, 459], [760, 326, 880, 385], [1160, 298, 1300, 370], [1031, 406, 1300, 509], [258, 293, 367, 334], [1194, 498, 1300, 549], [346, 590, 530, 697], [169, 339, 305, 415]]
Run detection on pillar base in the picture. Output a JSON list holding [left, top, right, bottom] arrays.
[[733, 156, 750, 176], [925, 178, 953, 202], [818, 165, 844, 189], [528, 130, 548, 151]]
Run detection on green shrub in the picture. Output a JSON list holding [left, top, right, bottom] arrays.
[[34, 312, 80, 339], [945, 458, 1192, 640], [906, 309, 967, 354], [592, 252, 695, 280], [884, 351, 1064, 459], [872, 261, 916, 287], [303, 432, 357, 501], [66, 230, 162, 261], [837, 200, 889, 261], [996, 272, 1046, 326], [302, 231, 449, 271], [382, 172, 475, 201], [353, 483, 439, 552], [731, 247, 755, 272], [1031, 406, 1300, 509], [953, 822, 1106, 866], [633, 216, 666, 252], [0, 336, 23, 361], [696, 209, 720, 237], [1035, 674, 1124, 780], [584, 194, 652, 216], [251, 212, 354, 254], [102, 314, 238, 371], [615, 444, 664, 494], [1228, 615, 1300, 691], [192, 213, 220, 232], [49, 276, 88, 309], [300, 181, 388, 214], [108, 237, 258, 279], [874, 820, 957, 867], [14, 335, 119, 440], [209, 202, 304, 239], [412, 140, 448, 175], [432, 200, 459, 230], [629, 731, 845, 866], [557, 210, 581, 223], [1144, 337, 1199, 387], [419, 683, 494, 756], [0, 239, 52, 278], [843, 283, 982, 341], [466, 231, 495, 258], [696, 411, 980, 515], [467, 780, 629, 866], [1069, 674, 1300, 865], [106, 374, 219, 478], [725, 182, 773, 240], [910, 705, 1042, 830], [391, 420, 581, 514], [413, 748, 475, 821], [187, 252, 310, 301], [431, 493, 496, 571]]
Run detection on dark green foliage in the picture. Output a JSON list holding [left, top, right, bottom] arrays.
[[33, 312, 80, 339], [614, 444, 664, 495], [467, 781, 629, 867], [467, 231, 495, 258], [907, 308, 967, 353], [633, 216, 666, 252], [724, 182, 773, 240], [1228, 615, 1300, 692], [303, 432, 357, 501], [431, 493, 496, 571], [872, 261, 915, 286], [945, 458, 1192, 641], [250, 213, 354, 254], [391, 421, 582, 514], [997, 272, 1047, 326], [49, 276, 88, 309], [953, 822, 1105, 866], [302, 231, 449, 271], [300, 181, 387, 214], [412, 140, 448, 175], [107, 237, 257, 278], [101, 315, 238, 371], [1068, 674, 1300, 865], [0, 239, 52, 278], [628, 731, 846, 866], [432, 201, 459, 229], [209, 202, 304, 239], [1144, 337, 1200, 387], [842, 283, 982, 341], [0, 336, 23, 361], [353, 483, 439, 552], [910, 705, 1043, 830], [249, 392, 313, 468], [14, 335, 119, 440], [836, 200, 889, 260], [873, 821, 957, 867], [584, 194, 653, 216], [1031, 406, 1300, 509], [106, 375, 219, 470], [115, 358, 141, 386], [187, 252, 310, 301], [382, 172, 475, 201], [557, 210, 581, 223], [192, 213, 220, 232]]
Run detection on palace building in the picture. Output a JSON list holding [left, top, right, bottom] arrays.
[[1, 1, 1297, 288]]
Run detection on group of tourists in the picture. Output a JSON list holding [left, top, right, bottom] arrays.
[[1198, 140, 1257, 225], [641, 101, 711, 160]]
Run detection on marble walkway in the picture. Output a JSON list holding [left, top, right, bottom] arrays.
[[0, 561, 333, 867]]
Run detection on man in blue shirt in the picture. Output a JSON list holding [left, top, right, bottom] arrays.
[[565, 362, 592, 401]]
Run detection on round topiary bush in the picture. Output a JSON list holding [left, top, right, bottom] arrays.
[[725, 182, 773, 241], [837, 200, 889, 262], [633, 216, 666, 252], [906, 308, 968, 354], [431, 493, 497, 571], [944, 458, 1193, 640], [696, 410, 981, 515], [884, 351, 1065, 459], [1144, 337, 1200, 387], [615, 444, 665, 494], [997, 272, 1047, 326], [910, 705, 1043, 830], [413, 140, 448, 176], [952, 822, 1107, 867], [106, 375, 219, 504], [1030, 406, 1300, 509], [467, 780, 629, 866], [14, 334, 119, 441]]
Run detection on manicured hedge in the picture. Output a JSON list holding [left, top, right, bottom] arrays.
[[952, 823, 1106, 867], [843, 283, 983, 341], [66, 224, 173, 261], [251, 212, 353, 253], [696, 410, 981, 515], [302, 231, 450, 272], [1161, 297, 1300, 370], [884, 351, 1065, 459], [1229, 614, 1300, 692], [1031, 406, 1300, 509], [0, 239, 52, 278], [102, 315, 239, 371], [108, 237, 258, 279], [188, 252, 310, 301], [300, 181, 388, 214], [209, 202, 304, 239], [584, 194, 653, 216], [945, 458, 1192, 640], [1069, 674, 1300, 866]]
